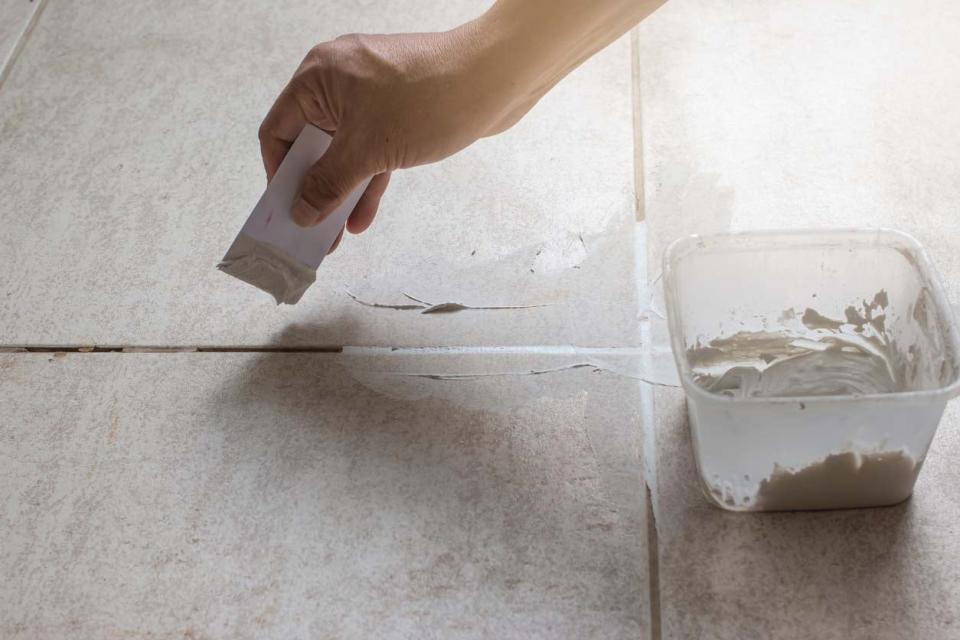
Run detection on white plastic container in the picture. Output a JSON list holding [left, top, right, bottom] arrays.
[[663, 229, 960, 511]]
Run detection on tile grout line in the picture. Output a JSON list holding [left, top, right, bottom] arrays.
[[638, 237, 663, 640], [631, 26, 662, 637], [0, 344, 649, 355], [0, 0, 49, 92], [1, 345, 344, 354], [630, 26, 646, 222], [645, 483, 662, 640]]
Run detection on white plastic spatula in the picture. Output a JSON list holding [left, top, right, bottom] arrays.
[[218, 125, 372, 304]]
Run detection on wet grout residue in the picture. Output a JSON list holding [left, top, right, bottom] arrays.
[[684, 286, 955, 511], [687, 289, 952, 399]]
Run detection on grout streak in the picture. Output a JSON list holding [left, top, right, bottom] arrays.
[[0, 0, 49, 92], [1, 345, 645, 355], [634, 219, 663, 638], [630, 68, 673, 640], [639, 320, 663, 640]]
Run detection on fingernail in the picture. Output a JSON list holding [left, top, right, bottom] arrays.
[[291, 198, 319, 227]]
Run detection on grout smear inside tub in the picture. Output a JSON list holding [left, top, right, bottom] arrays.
[[686, 289, 952, 510], [686, 290, 912, 399]]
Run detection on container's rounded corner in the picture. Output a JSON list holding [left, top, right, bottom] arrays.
[[661, 233, 705, 277]]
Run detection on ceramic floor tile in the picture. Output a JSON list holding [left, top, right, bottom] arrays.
[[649, 386, 960, 640], [0, 0, 40, 77], [637, 3, 960, 637], [0, 350, 649, 639], [0, 0, 638, 348], [637, 0, 960, 302]]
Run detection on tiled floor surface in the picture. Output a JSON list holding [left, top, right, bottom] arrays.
[[1, 1, 648, 638], [0, 0, 638, 348], [639, 2, 960, 639], [0, 352, 648, 639], [2, 0, 959, 638]]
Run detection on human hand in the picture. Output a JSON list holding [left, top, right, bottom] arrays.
[[258, 0, 664, 253], [258, 24, 540, 250]]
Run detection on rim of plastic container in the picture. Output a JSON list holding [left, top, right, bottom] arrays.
[[663, 227, 960, 404]]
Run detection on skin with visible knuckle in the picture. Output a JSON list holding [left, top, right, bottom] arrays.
[[301, 171, 344, 208]]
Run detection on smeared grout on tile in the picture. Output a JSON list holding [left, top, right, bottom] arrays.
[[343, 290, 550, 315]]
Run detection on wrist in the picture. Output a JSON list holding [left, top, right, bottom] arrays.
[[446, 9, 558, 121], [432, 16, 538, 135]]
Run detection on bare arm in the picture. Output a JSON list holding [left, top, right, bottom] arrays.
[[482, 0, 664, 113], [259, 0, 665, 249]]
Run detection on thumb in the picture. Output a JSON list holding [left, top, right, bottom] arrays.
[[291, 135, 374, 227]]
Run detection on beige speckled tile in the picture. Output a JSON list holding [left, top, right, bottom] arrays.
[[0, 351, 649, 639], [0, 0, 638, 348], [637, 0, 960, 297], [637, 2, 960, 637], [649, 386, 960, 640], [0, 0, 40, 76]]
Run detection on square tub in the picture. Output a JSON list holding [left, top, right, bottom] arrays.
[[663, 229, 960, 511]]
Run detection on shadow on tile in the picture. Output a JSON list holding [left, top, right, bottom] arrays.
[[0, 350, 650, 638], [210, 350, 649, 636]]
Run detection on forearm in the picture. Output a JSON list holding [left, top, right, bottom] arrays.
[[470, 0, 666, 101]]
